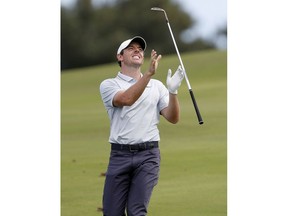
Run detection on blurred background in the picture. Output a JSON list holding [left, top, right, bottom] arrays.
[[61, 0, 227, 69]]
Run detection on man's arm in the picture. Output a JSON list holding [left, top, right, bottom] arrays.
[[113, 72, 152, 107], [113, 50, 161, 107], [160, 94, 180, 124], [160, 66, 185, 124]]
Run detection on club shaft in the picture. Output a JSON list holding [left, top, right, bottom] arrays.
[[166, 22, 191, 89], [166, 17, 204, 124]]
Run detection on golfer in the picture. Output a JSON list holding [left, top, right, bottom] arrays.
[[99, 36, 184, 216]]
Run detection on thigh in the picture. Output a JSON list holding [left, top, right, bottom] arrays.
[[127, 148, 161, 216], [103, 150, 133, 216]]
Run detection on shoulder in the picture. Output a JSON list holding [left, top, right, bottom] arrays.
[[100, 77, 118, 90], [100, 78, 116, 86], [99, 78, 119, 99], [150, 79, 166, 89], [150, 78, 162, 85]]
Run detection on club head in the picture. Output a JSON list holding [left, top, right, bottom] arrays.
[[151, 7, 169, 22], [151, 7, 165, 12]]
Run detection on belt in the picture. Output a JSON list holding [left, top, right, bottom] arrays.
[[111, 141, 158, 152]]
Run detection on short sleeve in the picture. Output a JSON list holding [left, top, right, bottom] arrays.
[[99, 79, 121, 109]]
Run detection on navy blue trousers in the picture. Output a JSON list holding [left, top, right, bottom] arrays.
[[102, 147, 161, 216]]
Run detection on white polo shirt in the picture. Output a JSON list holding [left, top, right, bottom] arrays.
[[100, 72, 169, 144]]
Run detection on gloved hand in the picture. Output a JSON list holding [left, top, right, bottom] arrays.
[[166, 65, 185, 94]]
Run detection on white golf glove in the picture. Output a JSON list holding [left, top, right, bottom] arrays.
[[166, 65, 185, 94]]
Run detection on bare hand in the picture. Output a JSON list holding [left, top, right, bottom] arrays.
[[147, 49, 162, 76]]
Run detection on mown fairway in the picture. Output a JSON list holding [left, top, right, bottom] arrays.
[[61, 50, 227, 216]]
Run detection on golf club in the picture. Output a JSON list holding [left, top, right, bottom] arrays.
[[151, 7, 203, 125]]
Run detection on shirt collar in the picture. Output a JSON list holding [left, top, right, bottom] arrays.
[[117, 72, 134, 82], [117, 72, 152, 87]]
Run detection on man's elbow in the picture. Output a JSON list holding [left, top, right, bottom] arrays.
[[113, 95, 135, 107], [169, 116, 179, 124]]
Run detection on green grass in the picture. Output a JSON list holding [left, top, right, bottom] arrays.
[[61, 49, 227, 215]]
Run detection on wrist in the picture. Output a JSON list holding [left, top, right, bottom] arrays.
[[144, 70, 154, 78], [168, 89, 178, 95]]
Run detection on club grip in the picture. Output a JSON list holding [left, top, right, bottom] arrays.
[[189, 89, 203, 125]]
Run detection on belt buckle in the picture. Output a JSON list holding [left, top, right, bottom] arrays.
[[129, 144, 139, 152]]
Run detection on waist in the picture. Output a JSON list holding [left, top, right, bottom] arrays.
[[110, 141, 159, 152]]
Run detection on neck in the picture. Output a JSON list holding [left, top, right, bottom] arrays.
[[121, 65, 141, 80]]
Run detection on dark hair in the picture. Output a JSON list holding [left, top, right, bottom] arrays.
[[117, 50, 124, 67]]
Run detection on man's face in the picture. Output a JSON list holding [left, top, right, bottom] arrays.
[[119, 42, 144, 67]]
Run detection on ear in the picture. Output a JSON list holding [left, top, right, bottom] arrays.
[[117, 54, 123, 62]]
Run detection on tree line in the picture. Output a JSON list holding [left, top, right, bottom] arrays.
[[61, 0, 224, 70]]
